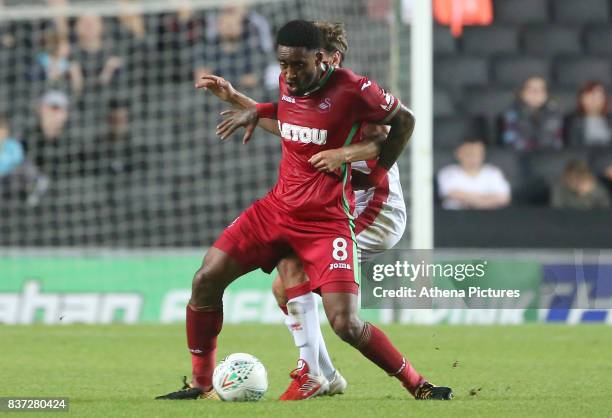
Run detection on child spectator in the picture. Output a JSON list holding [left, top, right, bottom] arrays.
[[32, 30, 80, 93], [0, 115, 48, 206], [551, 160, 610, 209], [565, 81, 612, 147], [500, 77, 563, 151], [0, 115, 24, 179], [437, 138, 511, 209], [24, 90, 71, 179]]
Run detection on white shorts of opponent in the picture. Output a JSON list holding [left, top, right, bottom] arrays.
[[352, 161, 406, 262]]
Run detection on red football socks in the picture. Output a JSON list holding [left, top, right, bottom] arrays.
[[186, 305, 223, 390], [357, 322, 425, 395]]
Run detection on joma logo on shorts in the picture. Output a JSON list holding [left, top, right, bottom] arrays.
[[279, 121, 327, 145], [329, 262, 352, 270]]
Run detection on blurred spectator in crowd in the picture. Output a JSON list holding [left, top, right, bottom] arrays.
[[0, 115, 49, 206], [438, 138, 511, 209], [112, 0, 158, 89], [47, 0, 70, 38], [194, 5, 273, 90], [31, 30, 81, 92], [71, 15, 122, 94], [500, 77, 563, 151], [116, 0, 147, 41], [157, 0, 204, 82], [0, 7, 19, 99], [0, 116, 24, 179], [76, 98, 147, 178], [565, 81, 612, 147], [551, 160, 610, 209], [24, 90, 71, 178]]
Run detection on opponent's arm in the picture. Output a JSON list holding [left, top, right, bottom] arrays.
[[351, 105, 415, 189], [196, 75, 280, 137]]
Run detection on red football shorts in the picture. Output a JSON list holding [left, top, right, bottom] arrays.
[[213, 197, 360, 293]]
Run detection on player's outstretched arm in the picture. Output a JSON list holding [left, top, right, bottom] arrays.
[[309, 124, 387, 172], [196, 75, 256, 108], [196, 75, 280, 137]]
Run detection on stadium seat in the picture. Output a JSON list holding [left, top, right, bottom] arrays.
[[553, 57, 612, 87], [434, 56, 489, 92], [485, 148, 521, 191], [517, 149, 589, 204], [589, 147, 612, 175], [492, 56, 551, 87], [584, 26, 612, 56], [549, 88, 578, 114], [526, 149, 590, 186], [434, 24, 457, 54], [462, 87, 515, 143], [522, 26, 582, 56], [494, 0, 550, 24], [461, 26, 519, 55], [433, 115, 483, 149], [462, 87, 515, 118], [552, 0, 610, 24], [434, 88, 455, 117], [433, 148, 456, 175]]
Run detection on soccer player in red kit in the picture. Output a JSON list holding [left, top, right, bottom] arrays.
[[156, 20, 452, 401]]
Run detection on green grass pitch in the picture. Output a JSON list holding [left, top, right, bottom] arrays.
[[2, 324, 611, 417]]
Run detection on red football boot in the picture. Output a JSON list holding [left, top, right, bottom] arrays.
[[279, 359, 329, 401]]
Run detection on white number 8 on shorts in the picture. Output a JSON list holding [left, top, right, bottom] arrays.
[[332, 237, 348, 261]]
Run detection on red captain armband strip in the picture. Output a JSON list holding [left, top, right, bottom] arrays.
[[369, 165, 389, 187], [255, 102, 277, 119]]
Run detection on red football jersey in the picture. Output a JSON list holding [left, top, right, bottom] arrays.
[[263, 65, 402, 221]]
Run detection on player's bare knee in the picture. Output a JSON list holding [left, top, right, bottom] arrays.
[[277, 256, 308, 288], [328, 311, 362, 344], [190, 263, 225, 306], [271, 276, 288, 306]]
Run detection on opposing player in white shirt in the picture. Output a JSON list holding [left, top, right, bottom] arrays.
[[196, 21, 408, 399]]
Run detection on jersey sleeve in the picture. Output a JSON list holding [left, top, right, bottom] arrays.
[[352, 77, 402, 124]]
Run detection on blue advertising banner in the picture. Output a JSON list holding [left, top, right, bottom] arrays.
[[541, 265, 612, 324]]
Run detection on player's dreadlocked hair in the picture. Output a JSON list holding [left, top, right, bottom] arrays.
[[313, 21, 349, 56], [276, 20, 324, 51]]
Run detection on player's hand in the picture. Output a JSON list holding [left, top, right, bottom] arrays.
[[216, 107, 258, 144], [196, 74, 236, 102], [309, 149, 347, 172]]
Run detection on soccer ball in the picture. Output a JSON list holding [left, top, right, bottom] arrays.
[[212, 353, 268, 401]]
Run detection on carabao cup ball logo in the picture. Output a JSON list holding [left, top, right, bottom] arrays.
[[219, 361, 255, 392]]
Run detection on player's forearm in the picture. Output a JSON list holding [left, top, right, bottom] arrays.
[[230, 93, 280, 137], [258, 119, 281, 136], [228, 89, 258, 109], [342, 139, 382, 163], [376, 106, 415, 169]]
